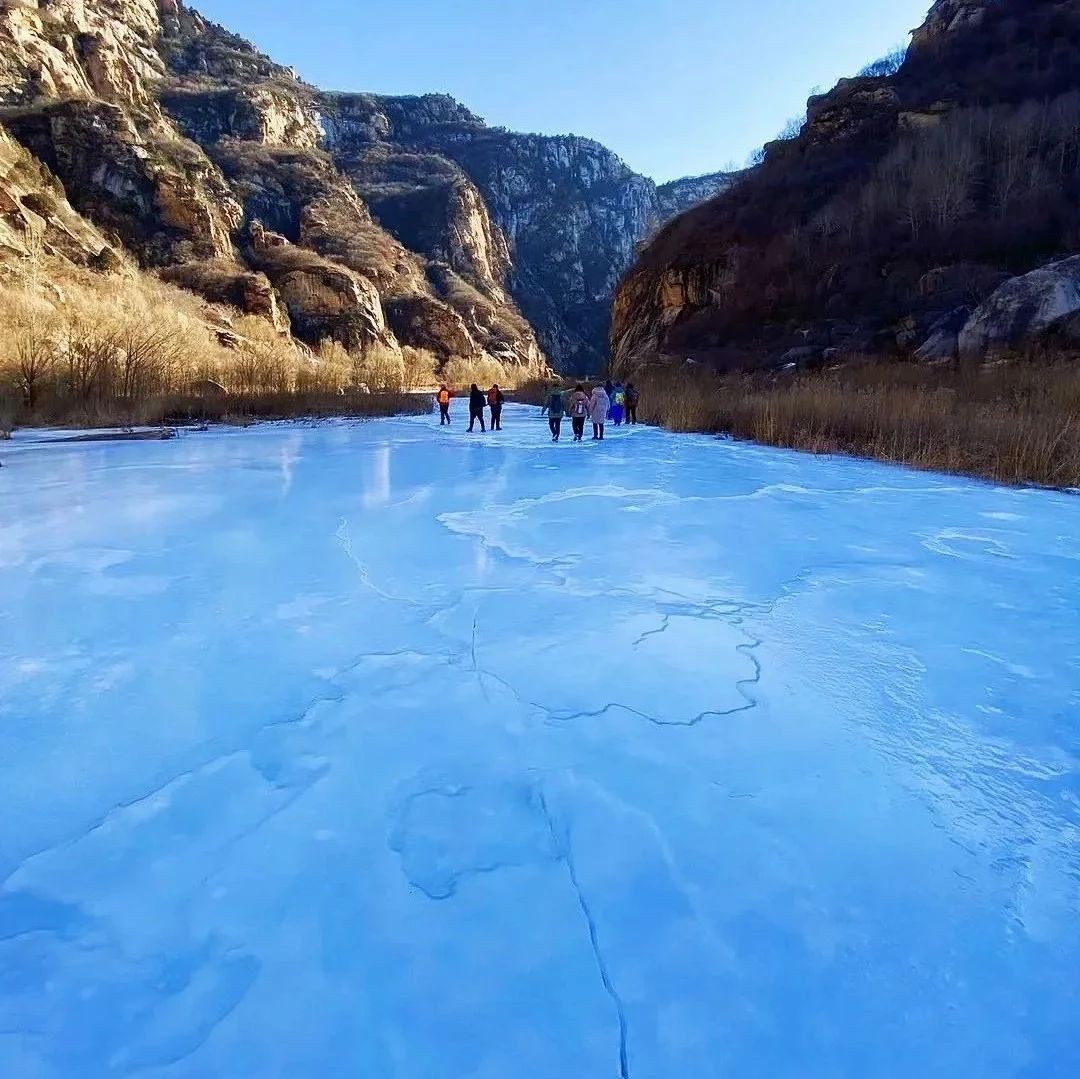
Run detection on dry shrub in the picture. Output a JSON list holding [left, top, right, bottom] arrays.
[[401, 346, 438, 389], [0, 262, 418, 427], [440, 355, 511, 390], [636, 360, 1080, 488]]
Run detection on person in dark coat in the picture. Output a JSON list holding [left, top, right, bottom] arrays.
[[468, 384, 487, 432], [626, 382, 640, 424], [487, 384, 505, 431]]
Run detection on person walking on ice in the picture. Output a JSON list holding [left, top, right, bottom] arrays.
[[468, 384, 487, 432], [610, 381, 626, 426], [543, 384, 566, 442], [589, 382, 610, 440], [487, 384, 505, 431], [626, 382, 640, 424], [568, 384, 589, 441], [437, 385, 452, 425]]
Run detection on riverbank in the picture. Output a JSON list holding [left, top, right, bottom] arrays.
[[632, 360, 1080, 489]]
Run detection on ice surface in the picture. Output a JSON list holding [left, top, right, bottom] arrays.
[[1, 406, 1078, 1077]]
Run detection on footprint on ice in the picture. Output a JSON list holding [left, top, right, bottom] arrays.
[[390, 782, 557, 899]]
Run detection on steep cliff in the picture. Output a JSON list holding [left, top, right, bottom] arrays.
[[612, 0, 1080, 374], [320, 92, 659, 373]]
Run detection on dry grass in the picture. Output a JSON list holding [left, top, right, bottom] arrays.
[[0, 262, 428, 428], [636, 360, 1080, 487]]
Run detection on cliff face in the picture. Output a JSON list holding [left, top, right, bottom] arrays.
[[612, 0, 1080, 374], [320, 93, 660, 373]]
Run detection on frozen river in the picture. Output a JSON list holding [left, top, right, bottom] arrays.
[[1, 405, 1078, 1077]]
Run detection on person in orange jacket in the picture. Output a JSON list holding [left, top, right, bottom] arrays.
[[487, 384, 505, 430], [437, 384, 452, 425]]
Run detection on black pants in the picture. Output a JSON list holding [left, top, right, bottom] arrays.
[[548, 417, 562, 440], [491, 405, 502, 431], [571, 416, 586, 440], [469, 409, 486, 432], [593, 422, 604, 440], [628, 404, 638, 424], [439, 403, 450, 424]]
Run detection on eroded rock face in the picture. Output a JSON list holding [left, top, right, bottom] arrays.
[[0, 123, 113, 264], [4, 100, 240, 263], [0, 0, 165, 109], [321, 92, 661, 373]]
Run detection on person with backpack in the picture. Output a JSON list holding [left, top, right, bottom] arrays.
[[610, 381, 626, 426], [588, 382, 610, 440], [567, 384, 589, 441], [437, 384, 452, 425], [487, 384, 505, 431], [468, 384, 487, 432], [626, 382, 640, 424], [543, 384, 566, 442]]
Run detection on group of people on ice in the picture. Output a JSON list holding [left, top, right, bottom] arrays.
[[435, 381, 639, 442], [542, 380, 639, 442]]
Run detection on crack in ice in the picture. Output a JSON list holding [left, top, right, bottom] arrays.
[[538, 791, 630, 1079]]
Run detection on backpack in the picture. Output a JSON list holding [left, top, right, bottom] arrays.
[[614, 390, 625, 406], [572, 396, 587, 418], [548, 391, 563, 414]]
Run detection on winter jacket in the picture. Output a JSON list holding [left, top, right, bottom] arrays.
[[543, 389, 566, 418], [469, 387, 486, 413], [567, 390, 589, 419], [487, 387, 504, 408], [588, 387, 610, 424]]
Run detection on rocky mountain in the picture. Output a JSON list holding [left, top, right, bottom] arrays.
[[0, 0, 713, 380], [0, 0, 554, 380], [612, 0, 1080, 374]]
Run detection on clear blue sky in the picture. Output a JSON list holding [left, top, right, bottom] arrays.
[[193, 0, 933, 182]]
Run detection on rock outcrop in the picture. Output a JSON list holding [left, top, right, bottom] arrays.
[[612, 0, 1080, 375], [0, 124, 113, 264]]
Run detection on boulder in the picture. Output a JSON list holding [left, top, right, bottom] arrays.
[[915, 306, 970, 362], [959, 256, 1080, 359]]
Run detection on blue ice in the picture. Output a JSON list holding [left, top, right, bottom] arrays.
[[0, 406, 1078, 1076]]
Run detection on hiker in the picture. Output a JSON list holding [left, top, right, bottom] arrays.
[[610, 381, 626, 426], [626, 382, 640, 424], [568, 383, 590, 441], [487, 383, 505, 431], [543, 384, 566, 442], [589, 382, 610, 440], [468, 384, 487, 432], [437, 384, 452, 425]]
